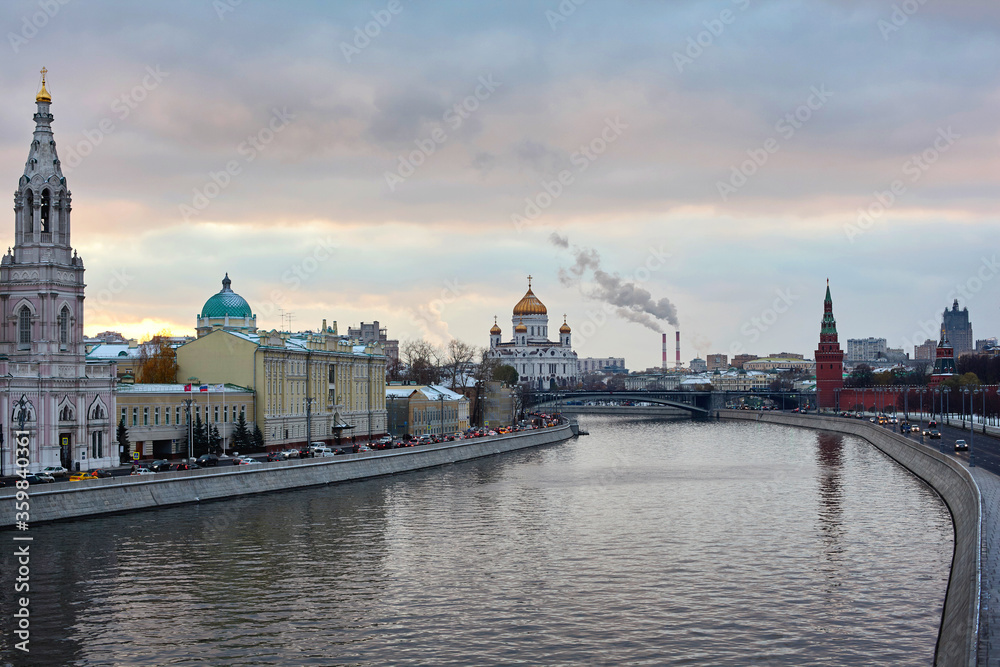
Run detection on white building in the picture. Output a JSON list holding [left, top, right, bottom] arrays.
[[579, 357, 626, 374], [846, 337, 888, 363], [487, 278, 579, 389], [0, 73, 117, 473]]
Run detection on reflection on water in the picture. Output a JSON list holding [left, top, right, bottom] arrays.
[[0, 417, 952, 666]]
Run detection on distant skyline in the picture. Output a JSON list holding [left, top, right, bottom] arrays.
[[2, 0, 998, 369]]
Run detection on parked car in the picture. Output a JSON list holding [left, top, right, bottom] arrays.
[[69, 471, 98, 481], [42, 465, 68, 478], [197, 454, 220, 467], [24, 473, 55, 484], [150, 459, 172, 473], [954, 439, 969, 451]]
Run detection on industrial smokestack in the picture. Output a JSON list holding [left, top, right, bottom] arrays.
[[662, 333, 667, 371], [676, 331, 681, 369]]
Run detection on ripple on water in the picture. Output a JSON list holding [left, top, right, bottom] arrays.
[[0, 417, 951, 666]]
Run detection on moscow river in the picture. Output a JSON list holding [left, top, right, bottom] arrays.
[[1, 417, 953, 666]]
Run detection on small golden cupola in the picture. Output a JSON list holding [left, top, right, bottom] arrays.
[[490, 316, 501, 335], [36, 67, 51, 103], [512, 275, 547, 316], [514, 319, 528, 333], [559, 316, 571, 334]]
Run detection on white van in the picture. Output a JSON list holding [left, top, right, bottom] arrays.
[[312, 446, 335, 457]]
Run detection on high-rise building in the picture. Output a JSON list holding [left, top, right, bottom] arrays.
[[914, 339, 937, 362], [706, 354, 728, 371], [815, 281, 844, 409], [846, 337, 888, 363], [942, 299, 973, 357], [0, 72, 117, 473], [348, 320, 398, 363]]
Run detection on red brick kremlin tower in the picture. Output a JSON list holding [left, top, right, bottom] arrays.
[[815, 280, 844, 408]]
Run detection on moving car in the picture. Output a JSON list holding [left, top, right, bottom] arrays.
[[928, 430, 942, 439], [130, 467, 154, 475], [69, 471, 98, 481], [24, 473, 55, 484], [237, 457, 262, 465], [149, 459, 172, 473], [197, 454, 220, 467], [280, 449, 300, 460], [42, 465, 68, 478], [92, 469, 113, 478], [954, 439, 969, 452]]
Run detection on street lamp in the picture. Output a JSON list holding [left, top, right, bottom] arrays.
[[962, 387, 979, 467], [942, 387, 951, 426], [183, 398, 194, 461], [916, 388, 927, 435]]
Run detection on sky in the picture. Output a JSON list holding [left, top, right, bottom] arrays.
[[1, 0, 998, 370]]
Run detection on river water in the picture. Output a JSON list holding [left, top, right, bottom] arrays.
[[1, 417, 953, 666]]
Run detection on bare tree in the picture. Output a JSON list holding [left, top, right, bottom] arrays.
[[401, 339, 442, 385], [443, 339, 479, 390]]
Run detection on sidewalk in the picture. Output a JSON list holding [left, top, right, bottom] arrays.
[[971, 465, 999, 667]]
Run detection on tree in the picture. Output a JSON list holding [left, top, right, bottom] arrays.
[[136, 331, 178, 383], [191, 414, 209, 457], [252, 423, 265, 452], [117, 417, 131, 464], [493, 364, 519, 386], [401, 339, 442, 385], [209, 423, 223, 455], [844, 363, 874, 388], [443, 339, 479, 390], [232, 412, 252, 451]]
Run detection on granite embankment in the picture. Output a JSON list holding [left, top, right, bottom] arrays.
[[0, 422, 575, 528], [719, 410, 980, 667]]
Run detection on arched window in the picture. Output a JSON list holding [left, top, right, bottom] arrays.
[[60, 405, 74, 421], [90, 401, 106, 421], [59, 306, 70, 346], [24, 189, 33, 232], [40, 189, 51, 233], [18, 306, 31, 348]]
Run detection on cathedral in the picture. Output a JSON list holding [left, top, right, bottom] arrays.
[[0, 71, 116, 473], [487, 278, 579, 389]]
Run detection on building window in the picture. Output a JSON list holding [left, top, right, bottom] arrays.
[[165, 407, 170, 425], [131, 407, 138, 426], [176, 407, 182, 424], [121, 407, 126, 425], [154, 407, 160, 426], [40, 188, 51, 233], [143, 407, 149, 426], [17, 306, 30, 348], [59, 306, 69, 347], [91, 431, 103, 459], [214, 406, 219, 423]]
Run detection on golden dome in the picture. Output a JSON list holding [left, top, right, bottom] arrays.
[[514, 319, 527, 333], [559, 317, 571, 334], [490, 316, 501, 335], [513, 276, 547, 316], [36, 67, 51, 104]]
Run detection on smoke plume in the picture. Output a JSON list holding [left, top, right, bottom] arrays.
[[553, 236, 678, 332]]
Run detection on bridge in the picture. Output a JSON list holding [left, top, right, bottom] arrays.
[[526, 389, 816, 417]]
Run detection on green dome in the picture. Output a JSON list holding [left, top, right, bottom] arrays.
[[201, 274, 253, 319]]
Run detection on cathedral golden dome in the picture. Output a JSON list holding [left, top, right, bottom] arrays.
[[514, 319, 528, 333], [559, 318, 571, 334], [36, 67, 51, 104], [512, 276, 547, 316], [490, 316, 501, 335]]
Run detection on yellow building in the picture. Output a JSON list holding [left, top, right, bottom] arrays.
[[385, 385, 470, 437], [115, 383, 255, 459]]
